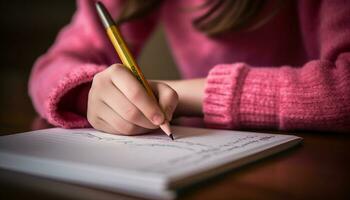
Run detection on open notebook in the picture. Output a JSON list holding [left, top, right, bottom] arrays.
[[0, 126, 301, 199]]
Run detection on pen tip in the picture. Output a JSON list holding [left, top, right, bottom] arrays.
[[160, 123, 171, 134], [160, 123, 173, 140]]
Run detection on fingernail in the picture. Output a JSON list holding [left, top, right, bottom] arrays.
[[152, 113, 163, 125]]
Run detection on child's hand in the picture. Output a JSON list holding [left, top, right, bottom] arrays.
[[87, 64, 178, 135]]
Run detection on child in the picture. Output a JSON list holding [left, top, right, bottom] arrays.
[[29, 0, 350, 135]]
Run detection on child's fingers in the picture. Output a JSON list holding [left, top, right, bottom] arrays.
[[102, 83, 157, 129], [152, 82, 179, 121], [92, 117, 118, 134], [108, 64, 165, 126], [96, 100, 147, 135], [87, 102, 117, 134]]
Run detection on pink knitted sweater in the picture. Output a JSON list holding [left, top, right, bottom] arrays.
[[29, 0, 350, 133]]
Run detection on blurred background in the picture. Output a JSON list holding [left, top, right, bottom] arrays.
[[0, 0, 179, 133]]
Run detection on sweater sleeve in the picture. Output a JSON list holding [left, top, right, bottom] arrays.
[[203, 0, 350, 133], [28, 0, 159, 128]]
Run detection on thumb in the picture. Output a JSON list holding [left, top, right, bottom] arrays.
[[151, 82, 179, 121]]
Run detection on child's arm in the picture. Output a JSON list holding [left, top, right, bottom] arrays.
[[28, 0, 159, 128], [93, 0, 350, 134], [163, 79, 205, 118], [174, 0, 350, 133]]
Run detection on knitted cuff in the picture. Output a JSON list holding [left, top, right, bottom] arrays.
[[45, 64, 105, 128], [203, 63, 280, 130]]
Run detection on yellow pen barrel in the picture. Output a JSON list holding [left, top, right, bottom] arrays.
[[106, 25, 156, 99]]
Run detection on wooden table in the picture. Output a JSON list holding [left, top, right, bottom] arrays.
[[0, 118, 349, 200]]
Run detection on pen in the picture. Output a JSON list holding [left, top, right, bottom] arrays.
[[95, 1, 174, 140]]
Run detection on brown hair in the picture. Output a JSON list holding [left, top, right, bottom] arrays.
[[117, 0, 283, 36]]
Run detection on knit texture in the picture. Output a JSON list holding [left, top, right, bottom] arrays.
[[29, 0, 350, 132]]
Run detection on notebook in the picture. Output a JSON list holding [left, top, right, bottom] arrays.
[[0, 126, 302, 199]]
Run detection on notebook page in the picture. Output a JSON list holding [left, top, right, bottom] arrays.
[[0, 126, 300, 178], [0, 126, 302, 199]]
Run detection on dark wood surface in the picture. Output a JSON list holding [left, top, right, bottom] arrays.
[[0, 117, 349, 200]]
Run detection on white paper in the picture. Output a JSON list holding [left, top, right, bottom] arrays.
[[0, 126, 302, 199]]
